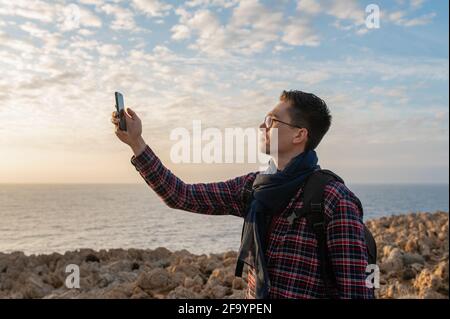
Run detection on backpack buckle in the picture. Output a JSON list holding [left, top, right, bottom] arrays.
[[287, 211, 297, 225], [312, 221, 324, 231], [311, 203, 322, 213]]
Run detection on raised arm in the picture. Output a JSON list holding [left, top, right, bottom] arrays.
[[130, 144, 257, 217], [111, 107, 257, 217]]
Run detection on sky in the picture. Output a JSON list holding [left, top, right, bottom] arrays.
[[0, 0, 448, 184]]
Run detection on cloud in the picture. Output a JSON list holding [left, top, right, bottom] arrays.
[[18, 71, 83, 90], [297, 0, 322, 15], [131, 0, 172, 17], [97, 43, 122, 57], [326, 0, 365, 25], [0, 0, 57, 23], [19, 22, 62, 49], [410, 0, 425, 9], [272, 44, 294, 53], [79, 0, 104, 6], [0, 1, 102, 33], [78, 28, 95, 36], [0, 0, 447, 184], [185, 0, 238, 8], [281, 18, 320, 47], [0, 31, 37, 53], [297, 69, 330, 84], [388, 11, 436, 27], [20, 21, 55, 38], [172, 0, 289, 56], [172, 9, 225, 55], [100, 3, 137, 30], [296, 0, 366, 34], [58, 4, 102, 31], [78, 5, 102, 28], [171, 24, 191, 40], [369, 86, 409, 104]]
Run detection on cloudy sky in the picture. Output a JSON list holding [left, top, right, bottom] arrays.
[[0, 0, 448, 184]]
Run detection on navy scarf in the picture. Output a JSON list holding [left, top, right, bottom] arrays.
[[236, 150, 320, 298]]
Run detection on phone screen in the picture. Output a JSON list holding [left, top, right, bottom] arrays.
[[115, 92, 127, 131]]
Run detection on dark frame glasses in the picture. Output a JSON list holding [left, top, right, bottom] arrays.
[[264, 114, 303, 129]]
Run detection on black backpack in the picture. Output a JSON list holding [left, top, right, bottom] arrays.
[[238, 169, 377, 296]]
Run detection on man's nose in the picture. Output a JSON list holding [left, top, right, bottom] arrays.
[[259, 122, 266, 129]]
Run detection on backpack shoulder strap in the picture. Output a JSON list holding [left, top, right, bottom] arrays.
[[242, 185, 254, 217], [235, 184, 254, 277], [302, 169, 343, 213], [294, 169, 345, 295], [288, 169, 344, 223]]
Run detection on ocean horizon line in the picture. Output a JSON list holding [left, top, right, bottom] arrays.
[[1, 182, 449, 186]]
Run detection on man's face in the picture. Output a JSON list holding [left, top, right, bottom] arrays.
[[259, 100, 306, 155]]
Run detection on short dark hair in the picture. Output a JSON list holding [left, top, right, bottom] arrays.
[[280, 90, 332, 150]]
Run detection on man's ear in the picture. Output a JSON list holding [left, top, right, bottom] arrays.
[[292, 128, 308, 145]]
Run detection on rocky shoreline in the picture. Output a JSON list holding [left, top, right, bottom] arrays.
[[0, 211, 448, 299]]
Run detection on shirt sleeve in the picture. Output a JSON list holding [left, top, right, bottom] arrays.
[[324, 183, 375, 299], [130, 144, 258, 217]]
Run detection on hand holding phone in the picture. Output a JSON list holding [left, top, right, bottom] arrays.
[[115, 91, 127, 131], [112, 92, 146, 156]]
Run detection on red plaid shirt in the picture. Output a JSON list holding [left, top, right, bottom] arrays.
[[131, 145, 374, 299]]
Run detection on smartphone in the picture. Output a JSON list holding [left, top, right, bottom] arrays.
[[114, 91, 127, 131]]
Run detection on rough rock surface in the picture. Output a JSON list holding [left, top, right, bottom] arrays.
[[0, 212, 447, 299]]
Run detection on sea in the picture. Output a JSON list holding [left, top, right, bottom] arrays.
[[0, 183, 448, 255]]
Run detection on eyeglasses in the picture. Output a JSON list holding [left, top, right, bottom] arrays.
[[264, 114, 303, 129]]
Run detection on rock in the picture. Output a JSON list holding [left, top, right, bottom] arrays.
[[42, 273, 64, 288], [232, 277, 245, 290], [211, 285, 230, 298], [21, 273, 54, 298], [0, 212, 447, 299], [402, 253, 425, 266], [225, 289, 245, 299], [184, 274, 204, 288], [171, 271, 186, 286], [43, 289, 81, 299], [191, 284, 203, 294], [85, 254, 100, 263], [146, 247, 173, 261], [401, 268, 416, 281], [184, 276, 195, 288], [224, 273, 235, 287], [404, 239, 418, 253], [382, 245, 394, 259], [202, 284, 230, 299], [433, 261, 448, 280], [115, 271, 138, 283], [380, 248, 404, 273], [414, 269, 441, 294], [168, 264, 201, 278], [210, 269, 226, 283], [199, 256, 221, 274], [418, 243, 431, 258], [131, 262, 140, 271], [410, 263, 424, 274], [438, 231, 447, 241], [223, 257, 237, 267], [102, 260, 131, 273], [422, 289, 447, 299], [130, 286, 152, 299], [101, 283, 134, 299], [136, 268, 174, 292], [166, 286, 200, 299], [223, 251, 237, 259]]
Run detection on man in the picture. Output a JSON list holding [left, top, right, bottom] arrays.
[[111, 90, 374, 299]]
